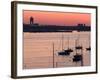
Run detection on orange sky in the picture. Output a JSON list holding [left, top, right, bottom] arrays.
[[23, 10, 91, 26]]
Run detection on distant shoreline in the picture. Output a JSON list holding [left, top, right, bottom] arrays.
[[23, 24, 90, 32]]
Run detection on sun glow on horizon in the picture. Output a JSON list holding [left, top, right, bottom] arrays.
[[23, 10, 91, 26]]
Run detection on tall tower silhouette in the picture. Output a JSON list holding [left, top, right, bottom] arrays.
[[30, 16, 34, 24]]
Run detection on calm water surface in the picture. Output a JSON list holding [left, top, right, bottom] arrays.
[[23, 32, 90, 69]]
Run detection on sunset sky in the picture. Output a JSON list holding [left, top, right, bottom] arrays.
[[23, 10, 91, 26]]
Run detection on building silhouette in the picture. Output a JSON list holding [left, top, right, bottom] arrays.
[[30, 16, 34, 24]]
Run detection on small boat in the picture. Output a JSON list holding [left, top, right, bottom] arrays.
[[75, 46, 82, 49], [86, 37, 91, 51], [58, 34, 73, 56], [86, 47, 91, 51], [73, 36, 83, 66], [58, 51, 70, 56], [64, 49, 73, 53], [63, 35, 73, 54], [75, 38, 82, 50], [73, 54, 82, 62]]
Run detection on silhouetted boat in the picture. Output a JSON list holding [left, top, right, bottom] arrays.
[[58, 51, 70, 56], [64, 36, 73, 53], [64, 49, 73, 53], [73, 38, 83, 66], [75, 46, 82, 49], [75, 38, 83, 50], [86, 47, 91, 51], [73, 54, 82, 62], [86, 37, 91, 51], [58, 34, 73, 56], [58, 49, 73, 56]]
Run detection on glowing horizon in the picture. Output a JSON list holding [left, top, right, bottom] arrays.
[[23, 10, 91, 26]]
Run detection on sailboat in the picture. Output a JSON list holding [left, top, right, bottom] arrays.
[[75, 38, 82, 50], [63, 36, 73, 53], [73, 54, 82, 62], [86, 37, 91, 51], [73, 38, 83, 66], [58, 33, 73, 56], [86, 46, 91, 51]]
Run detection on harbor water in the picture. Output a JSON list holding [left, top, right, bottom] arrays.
[[23, 31, 91, 69]]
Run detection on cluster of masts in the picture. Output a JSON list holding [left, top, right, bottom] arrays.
[[53, 34, 91, 67]]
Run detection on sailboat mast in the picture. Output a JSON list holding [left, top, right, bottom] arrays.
[[52, 42, 55, 68], [62, 33, 64, 50], [75, 39, 78, 54], [89, 35, 90, 47], [80, 44, 83, 66], [68, 36, 69, 49]]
